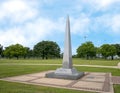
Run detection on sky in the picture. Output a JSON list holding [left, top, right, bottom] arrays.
[[0, 0, 120, 54]]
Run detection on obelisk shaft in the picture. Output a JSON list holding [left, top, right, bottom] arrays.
[[62, 16, 73, 69], [45, 16, 84, 80]]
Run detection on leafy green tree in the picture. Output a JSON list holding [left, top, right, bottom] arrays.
[[112, 44, 120, 57], [3, 44, 27, 59], [77, 41, 96, 59], [33, 41, 60, 59], [24, 47, 34, 58], [100, 44, 116, 60], [95, 47, 102, 58], [0, 44, 3, 58], [96, 47, 101, 54]]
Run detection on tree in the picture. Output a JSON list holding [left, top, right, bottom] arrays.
[[96, 47, 102, 58], [113, 44, 120, 57], [0, 44, 3, 58], [77, 41, 96, 59], [33, 41, 60, 59], [100, 44, 116, 60], [24, 47, 34, 58], [3, 44, 27, 59]]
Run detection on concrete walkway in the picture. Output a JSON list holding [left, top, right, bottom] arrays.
[[74, 64, 118, 69], [0, 63, 118, 69]]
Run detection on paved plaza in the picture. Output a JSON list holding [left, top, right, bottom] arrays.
[[1, 70, 114, 93]]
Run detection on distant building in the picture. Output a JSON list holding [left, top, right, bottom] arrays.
[[107, 55, 120, 60], [96, 54, 102, 58]]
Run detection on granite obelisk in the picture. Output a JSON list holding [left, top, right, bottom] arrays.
[[46, 16, 84, 80], [62, 16, 72, 69]]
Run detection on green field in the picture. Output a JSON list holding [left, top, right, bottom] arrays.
[[0, 58, 120, 66], [0, 65, 120, 78], [0, 59, 120, 93]]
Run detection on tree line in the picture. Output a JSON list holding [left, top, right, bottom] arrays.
[[0, 41, 120, 60], [77, 41, 120, 60], [0, 41, 60, 59]]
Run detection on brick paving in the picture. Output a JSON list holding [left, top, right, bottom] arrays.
[[112, 76, 120, 84], [1, 71, 114, 93], [103, 73, 110, 92]]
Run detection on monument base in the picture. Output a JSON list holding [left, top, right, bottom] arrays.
[[45, 68, 84, 80]]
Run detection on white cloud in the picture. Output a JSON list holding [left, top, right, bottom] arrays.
[[89, 14, 120, 35], [0, 0, 38, 23], [0, 28, 26, 47], [91, 0, 119, 8], [0, 17, 65, 48], [75, 0, 120, 18], [24, 18, 57, 41], [71, 15, 90, 35], [111, 15, 120, 33], [2, 0, 27, 12]]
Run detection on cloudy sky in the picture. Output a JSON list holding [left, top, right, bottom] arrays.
[[0, 0, 120, 54]]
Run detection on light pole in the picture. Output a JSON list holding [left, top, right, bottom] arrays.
[[84, 35, 87, 42]]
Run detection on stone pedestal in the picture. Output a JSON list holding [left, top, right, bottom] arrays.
[[46, 68, 84, 80]]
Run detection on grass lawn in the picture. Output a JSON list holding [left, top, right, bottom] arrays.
[[0, 65, 58, 78], [114, 85, 120, 93], [0, 59, 120, 93], [0, 65, 120, 78], [0, 58, 120, 66]]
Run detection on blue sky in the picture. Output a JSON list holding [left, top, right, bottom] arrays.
[[0, 0, 120, 54]]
